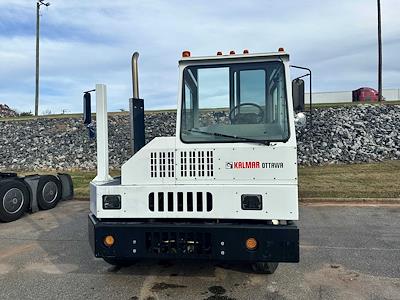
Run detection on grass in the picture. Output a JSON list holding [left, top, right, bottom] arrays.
[[69, 171, 96, 199], [55, 161, 400, 200], [67, 169, 120, 199], [298, 160, 400, 199]]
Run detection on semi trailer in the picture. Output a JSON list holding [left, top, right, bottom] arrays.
[[88, 49, 306, 274], [0, 172, 73, 222]]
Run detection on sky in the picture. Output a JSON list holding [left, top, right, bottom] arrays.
[[0, 0, 399, 114]]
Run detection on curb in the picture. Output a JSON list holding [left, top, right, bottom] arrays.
[[300, 197, 400, 205]]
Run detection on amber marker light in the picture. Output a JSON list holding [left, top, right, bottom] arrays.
[[182, 50, 191, 57], [278, 47, 285, 52], [245, 237, 258, 250], [104, 235, 115, 247]]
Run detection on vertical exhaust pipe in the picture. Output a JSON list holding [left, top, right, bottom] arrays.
[[129, 52, 145, 153], [131, 52, 140, 98]]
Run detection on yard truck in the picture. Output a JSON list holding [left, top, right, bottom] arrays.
[[88, 49, 306, 274]]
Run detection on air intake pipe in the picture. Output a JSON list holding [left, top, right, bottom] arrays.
[[129, 52, 145, 153], [131, 52, 140, 98]]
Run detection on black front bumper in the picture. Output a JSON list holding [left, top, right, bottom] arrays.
[[88, 214, 299, 263]]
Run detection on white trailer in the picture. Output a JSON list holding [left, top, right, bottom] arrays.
[[88, 49, 306, 274]]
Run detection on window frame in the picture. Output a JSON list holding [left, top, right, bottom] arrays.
[[180, 61, 291, 144], [230, 65, 268, 114]]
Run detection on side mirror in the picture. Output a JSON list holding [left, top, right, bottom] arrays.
[[292, 78, 305, 112], [83, 92, 92, 125]]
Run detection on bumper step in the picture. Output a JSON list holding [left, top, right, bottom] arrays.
[[88, 214, 299, 262]]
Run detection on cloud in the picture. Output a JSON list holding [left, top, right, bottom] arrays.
[[0, 0, 399, 113]]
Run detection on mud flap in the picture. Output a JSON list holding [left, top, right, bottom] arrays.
[[23, 173, 74, 213], [23, 175, 41, 213], [57, 173, 74, 201]]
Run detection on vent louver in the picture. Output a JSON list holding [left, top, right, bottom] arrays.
[[150, 152, 175, 178], [148, 192, 213, 212], [179, 150, 214, 178]]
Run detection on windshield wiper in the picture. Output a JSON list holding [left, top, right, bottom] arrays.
[[188, 129, 270, 145]]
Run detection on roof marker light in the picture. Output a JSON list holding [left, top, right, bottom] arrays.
[[278, 47, 285, 52], [243, 49, 249, 54], [217, 51, 223, 55], [182, 50, 191, 57], [229, 50, 235, 55]]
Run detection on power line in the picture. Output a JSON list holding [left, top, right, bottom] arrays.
[[377, 0, 382, 101], [35, 0, 50, 117]]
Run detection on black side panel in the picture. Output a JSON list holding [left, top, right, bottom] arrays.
[[292, 78, 305, 112], [23, 175, 41, 213], [88, 214, 96, 253], [83, 92, 92, 125], [57, 173, 74, 200], [0, 173, 18, 179], [130, 97, 145, 153]]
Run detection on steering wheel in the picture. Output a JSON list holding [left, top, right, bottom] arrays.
[[229, 103, 264, 124]]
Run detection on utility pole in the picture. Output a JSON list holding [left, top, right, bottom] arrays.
[[377, 0, 382, 101], [35, 0, 50, 116]]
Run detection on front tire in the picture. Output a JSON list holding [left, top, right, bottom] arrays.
[[0, 179, 30, 222], [251, 262, 279, 274], [37, 175, 62, 210]]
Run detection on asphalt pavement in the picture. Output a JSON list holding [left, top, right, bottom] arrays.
[[0, 201, 399, 300]]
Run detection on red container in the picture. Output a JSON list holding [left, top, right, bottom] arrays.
[[352, 87, 379, 102]]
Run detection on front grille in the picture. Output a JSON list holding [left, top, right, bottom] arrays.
[[145, 231, 212, 256], [148, 192, 213, 212]]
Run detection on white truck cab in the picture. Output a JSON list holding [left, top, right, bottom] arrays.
[[88, 49, 304, 274]]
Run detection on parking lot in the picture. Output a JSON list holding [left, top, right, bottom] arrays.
[[0, 201, 399, 300]]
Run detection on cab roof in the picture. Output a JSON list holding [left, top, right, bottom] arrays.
[[179, 51, 289, 64]]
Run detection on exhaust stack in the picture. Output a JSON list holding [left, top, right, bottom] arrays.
[[131, 52, 140, 98], [129, 52, 145, 153]]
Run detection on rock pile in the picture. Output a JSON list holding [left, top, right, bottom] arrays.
[[0, 112, 176, 171], [297, 105, 400, 165], [0, 105, 399, 171]]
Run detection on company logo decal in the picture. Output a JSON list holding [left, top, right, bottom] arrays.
[[225, 162, 233, 169], [225, 161, 284, 169]]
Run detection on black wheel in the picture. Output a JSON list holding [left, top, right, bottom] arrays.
[[251, 262, 279, 274], [0, 179, 30, 222], [37, 175, 62, 210], [103, 257, 135, 267]]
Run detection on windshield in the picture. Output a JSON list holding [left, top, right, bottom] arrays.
[[181, 61, 289, 143]]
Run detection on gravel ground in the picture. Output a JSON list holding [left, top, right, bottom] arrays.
[[0, 201, 399, 300], [0, 104, 399, 170]]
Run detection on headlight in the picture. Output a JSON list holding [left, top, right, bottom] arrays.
[[102, 195, 121, 209], [241, 194, 262, 210]]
